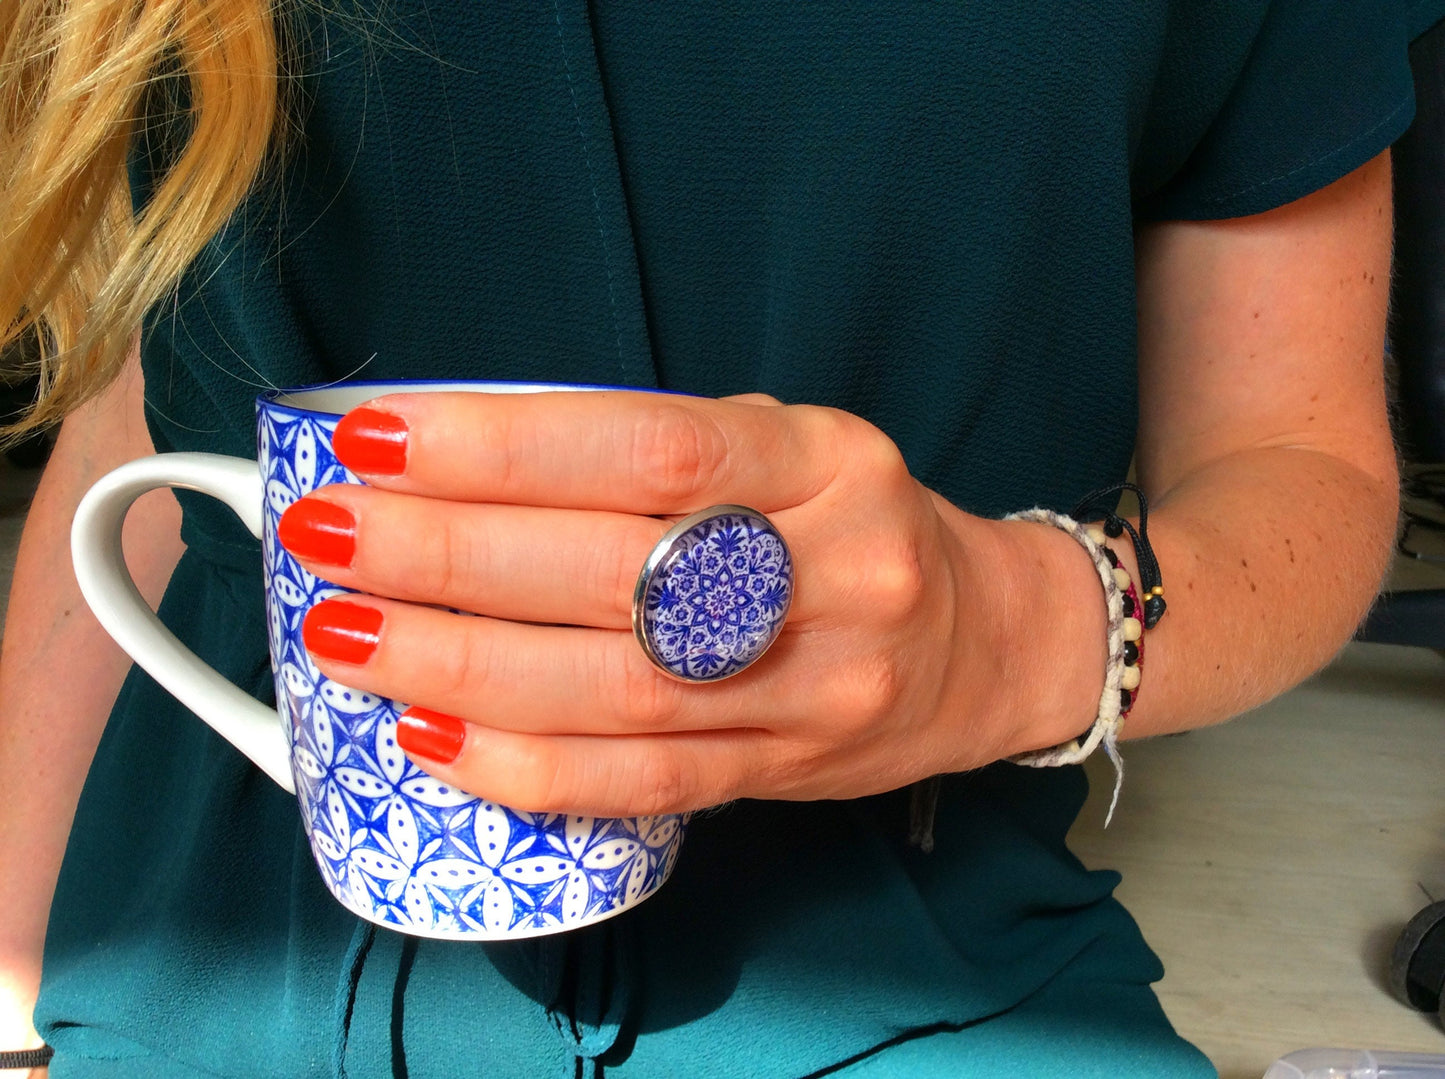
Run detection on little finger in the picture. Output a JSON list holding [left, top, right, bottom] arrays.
[[392, 714, 765, 816]]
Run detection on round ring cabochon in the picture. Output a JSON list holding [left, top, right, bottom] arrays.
[[634, 506, 794, 682]]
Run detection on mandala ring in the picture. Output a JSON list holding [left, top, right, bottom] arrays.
[[632, 505, 794, 683]]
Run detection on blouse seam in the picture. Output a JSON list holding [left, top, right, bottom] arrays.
[[1196, 91, 1414, 208], [550, 0, 628, 376]]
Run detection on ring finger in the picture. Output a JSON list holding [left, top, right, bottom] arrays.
[[299, 594, 808, 736]]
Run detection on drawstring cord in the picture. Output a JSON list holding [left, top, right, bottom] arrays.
[[908, 775, 942, 853]]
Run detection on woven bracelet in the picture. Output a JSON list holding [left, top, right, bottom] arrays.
[[1003, 507, 1144, 824], [907, 485, 1164, 848]]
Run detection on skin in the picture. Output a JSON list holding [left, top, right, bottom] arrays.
[[0, 353, 183, 1074], [281, 151, 1399, 819], [0, 151, 1399, 1072]]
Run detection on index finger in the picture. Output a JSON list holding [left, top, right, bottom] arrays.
[[331, 389, 844, 513]]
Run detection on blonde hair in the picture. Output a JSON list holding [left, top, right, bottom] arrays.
[[0, 0, 281, 437]]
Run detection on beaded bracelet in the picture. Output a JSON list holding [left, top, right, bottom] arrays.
[[1004, 485, 1165, 824], [907, 485, 1165, 849], [1088, 524, 1146, 716]]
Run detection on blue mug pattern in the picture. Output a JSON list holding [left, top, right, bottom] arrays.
[[257, 401, 687, 938]]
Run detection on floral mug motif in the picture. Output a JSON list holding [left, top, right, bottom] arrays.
[[71, 380, 688, 939]]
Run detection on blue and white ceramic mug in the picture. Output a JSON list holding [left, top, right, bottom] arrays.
[[71, 380, 688, 940]]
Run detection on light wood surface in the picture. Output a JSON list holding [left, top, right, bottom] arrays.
[[1071, 640, 1445, 1079]]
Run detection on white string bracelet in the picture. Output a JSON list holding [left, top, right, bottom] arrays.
[[1003, 508, 1147, 825]]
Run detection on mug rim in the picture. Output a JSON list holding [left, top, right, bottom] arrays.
[[258, 378, 681, 421]]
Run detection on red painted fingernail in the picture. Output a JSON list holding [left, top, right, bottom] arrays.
[[302, 600, 383, 665], [398, 707, 467, 764], [279, 499, 356, 567], [334, 407, 409, 475]]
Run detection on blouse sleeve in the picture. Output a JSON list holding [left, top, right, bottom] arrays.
[[1134, 0, 1445, 221]]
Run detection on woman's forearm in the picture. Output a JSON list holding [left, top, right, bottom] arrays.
[[990, 155, 1400, 757], [0, 359, 182, 1059], [1127, 444, 1396, 737], [986, 442, 1398, 759]]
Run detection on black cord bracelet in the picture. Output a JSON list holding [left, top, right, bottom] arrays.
[[1069, 481, 1168, 628], [0, 1046, 53, 1070]]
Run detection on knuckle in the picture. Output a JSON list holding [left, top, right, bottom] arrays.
[[730, 391, 783, 407], [519, 742, 689, 817], [803, 406, 912, 498], [864, 539, 929, 626], [410, 513, 476, 602], [756, 742, 820, 796], [824, 406, 910, 483], [779, 405, 855, 497], [839, 652, 907, 728], [630, 408, 727, 506], [480, 411, 522, 496], [797, 404, 856, 455], [856, 426, 912, 489], [614, 652, 685, 733], [628, 747, 689, 816], [508, 742, 572, 814], [432, 620, 491, 701], [597, 528, 644, 617]]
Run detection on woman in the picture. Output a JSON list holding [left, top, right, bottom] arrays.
[[0, 1, 1434, 1075]]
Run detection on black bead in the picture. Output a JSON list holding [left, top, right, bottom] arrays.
[[1119, 688, 1133, 710], [1104, 517, 1125, 538], [1143, 594, 1167, 629], [1122, 593, 1135, 617], [1123, 640, 1139, 665]]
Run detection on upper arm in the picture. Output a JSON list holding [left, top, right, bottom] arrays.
[[39, 341, 183, 607], [53, 339, 161, 481], [1133, 150, 1398, 499], [0, 345, 183, 1048]]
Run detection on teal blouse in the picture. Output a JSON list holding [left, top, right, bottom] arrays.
[[37, 2, 1439, 1076]]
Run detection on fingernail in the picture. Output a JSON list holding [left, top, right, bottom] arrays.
[[334, 407, 409, 475], [279, 499, 356, 567], [303, 600, 383, 665], [398, 707, 467, 763]]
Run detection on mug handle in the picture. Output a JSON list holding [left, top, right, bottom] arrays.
[[70, 452, 295, 793]]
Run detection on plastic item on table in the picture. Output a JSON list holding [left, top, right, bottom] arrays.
[[1264, 1049, 1445, 1078]]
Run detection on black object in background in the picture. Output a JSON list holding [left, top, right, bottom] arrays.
[[1391, 18, 1445, 466], [1358, 21, 1445, 651], [0, 325, 54, 471]]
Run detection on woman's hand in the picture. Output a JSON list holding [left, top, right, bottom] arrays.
[[278, 390, 1096, 816], [278, 159, 1401, 821]]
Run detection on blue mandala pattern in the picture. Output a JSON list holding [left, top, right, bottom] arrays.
[[257, 399, 687, 939], [640, 509, 793, 681]]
